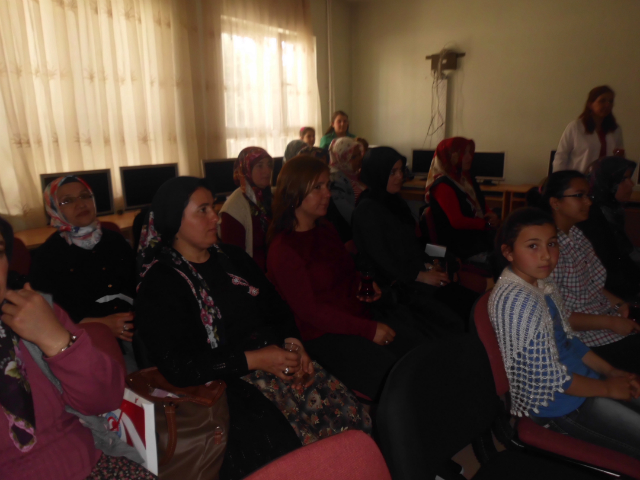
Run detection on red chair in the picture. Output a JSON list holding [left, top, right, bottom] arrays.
[[473, 291, 640, 479], [244, 431, 391, 480], [9, 237, 31, 276]]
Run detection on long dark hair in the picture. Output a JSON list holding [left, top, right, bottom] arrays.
[[527, 170, 586, 212], [267, 155, 330, 243], [324, 110, 349, 135], [495, 207, 556, 271], [579, 85, 618, 134]]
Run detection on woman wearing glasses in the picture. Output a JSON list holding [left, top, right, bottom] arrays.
[[530, 170, 640, 374], [29, 176, 137, 370]]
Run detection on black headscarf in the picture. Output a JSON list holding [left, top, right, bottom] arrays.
[[137, 177, 227, 349], [0, 217, 14, 263], [359, 147, 415, 226], [589, 157, 637, 225], [0, 216, 36, 452], [151, 176, 210, 246]]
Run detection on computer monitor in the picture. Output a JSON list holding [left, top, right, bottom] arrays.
[[120, 163, 179, 210], [412, 150, 436, 174], [40, 169, 114, 216], [471, 152, 506, 183], [202, 159, 237, 196], [271, 156, 284, 187]]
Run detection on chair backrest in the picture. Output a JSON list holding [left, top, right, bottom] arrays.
[[473, 291, 510, 396], [245, 431, 391, 480], [101, 221, 122, 235], [377, 335, 499, 480], [9, 237, 31, 276], [423, 206, 439, 244]]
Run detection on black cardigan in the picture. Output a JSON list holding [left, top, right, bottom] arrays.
[[29, 229, 136, 322], [135, 243, 300, 387]]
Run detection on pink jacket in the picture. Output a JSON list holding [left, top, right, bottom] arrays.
[[0, 305, 125, 480]]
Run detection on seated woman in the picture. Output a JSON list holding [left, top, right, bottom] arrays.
[[0, 218, 153, 479], [578, 156, 639, 299], [29, 176, 137, 371], [328, 137, 366, 225], [490, 207, 640, 460], [219, 147, 273, 272], [284, 140, 307, 162], [135, 177, 370, 478], [352, 147, 477, 332], [300, 127, 315, 148], [319, 110, 356, 150], [532, 170, 640, 375], [267, 155, 427, 400], [424, 137, 499, 262]]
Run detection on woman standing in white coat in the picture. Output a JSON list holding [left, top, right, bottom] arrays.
[[553, 85, 624, 173]]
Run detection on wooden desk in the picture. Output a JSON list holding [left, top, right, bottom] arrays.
[[15, 210, 140, 250], [401, 178, 536, 219]]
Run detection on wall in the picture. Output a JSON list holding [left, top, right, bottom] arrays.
[[349, 0, 640, 184]]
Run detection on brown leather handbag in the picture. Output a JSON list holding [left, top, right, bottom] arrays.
[[126, 368, 229, 480]]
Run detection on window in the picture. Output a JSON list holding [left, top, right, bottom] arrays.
[[221, 16, 320, 157]]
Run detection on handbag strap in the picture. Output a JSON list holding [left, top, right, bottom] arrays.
[[159, 404, 178, 466]]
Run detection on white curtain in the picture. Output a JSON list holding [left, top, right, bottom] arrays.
[[219, 0, 321, 158], [0, 0, 318, 229]]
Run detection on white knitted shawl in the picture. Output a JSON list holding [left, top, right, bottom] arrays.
[[488, 268, 576, 417]]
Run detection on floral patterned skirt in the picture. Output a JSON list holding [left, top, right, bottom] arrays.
[[241, 361, 372, 445], [86, 453, 157, 479]]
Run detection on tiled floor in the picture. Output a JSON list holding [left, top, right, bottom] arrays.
[[452, 435, 507, 479]]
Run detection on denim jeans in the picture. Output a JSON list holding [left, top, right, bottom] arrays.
[[532, 396, 640, 460]]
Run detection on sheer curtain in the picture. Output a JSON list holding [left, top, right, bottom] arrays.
[[218, 0, 321, 157], [0, 0, 318, 229]]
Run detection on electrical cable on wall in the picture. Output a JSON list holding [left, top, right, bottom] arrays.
[[423, 48, 465, 148]]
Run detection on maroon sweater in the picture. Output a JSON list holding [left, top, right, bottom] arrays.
[[267, 222, 377, 342]]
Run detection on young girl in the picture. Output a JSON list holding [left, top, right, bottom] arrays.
[[536, 171, 640, 375], [489, 207, 640, 459], [300, 126, 315, 148]]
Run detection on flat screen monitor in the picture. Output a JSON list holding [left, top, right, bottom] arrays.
[[202, 159, 237, 196], [40, 169, 114, 216], [120, 164, 179, 210], [412, 150, 436, 174], [271, 156, 284, 187], [472, 152, 506, 182]]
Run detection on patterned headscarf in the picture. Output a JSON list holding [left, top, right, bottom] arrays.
[[137, 177, 225, 349], [233, 147, 273, 235], [0, 217, 36, 452], [328, 138, 366, 200], [43, 176, 102, 250], [298, 146, 330, 165], [424, 137, 483, 218]]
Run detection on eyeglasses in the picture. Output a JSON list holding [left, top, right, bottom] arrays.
[[58, 193, 94, 206], [558, 193, 594, 201]]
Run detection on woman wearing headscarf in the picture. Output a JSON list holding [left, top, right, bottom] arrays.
[[424, 137, 499, 261], [0, 217, 154, 479], [219, 147, 273, 271], [553, 85, 624, 173], [283, 140, 307, 162], [578, 157, 639, 298], [267, 156, 428, 400], [29, 176, 137, 371], [297, 145, 330, 164], [352, 146, 477, 331], [135, 177, 371, 479], [328, 137, 366, 224]]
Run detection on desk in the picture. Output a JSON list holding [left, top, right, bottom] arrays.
[[401, 178, 536, 219], [15, 211, 140, 250]]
